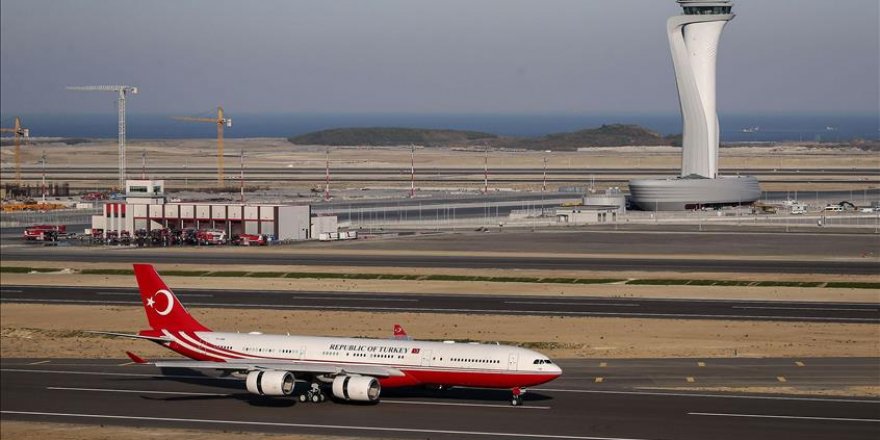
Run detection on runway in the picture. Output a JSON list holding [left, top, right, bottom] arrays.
[[2, 247, 877, 275], [2, 358, 877, 439], [2, 285, 878, 323]]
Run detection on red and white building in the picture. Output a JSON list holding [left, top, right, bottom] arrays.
[[92, 180, 332, 241]]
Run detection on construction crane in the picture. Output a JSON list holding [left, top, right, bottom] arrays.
[[66, 85, 138, 190], [0, 116, 30, 185], [172, 106, 232, 186]]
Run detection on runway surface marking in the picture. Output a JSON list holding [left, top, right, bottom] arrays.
[[777, 376, 787, 383], [26, 360, 50, 365], [5, 297, 875, 322], [595, 377, 604, 383], [289, 296, 419, 302], [504, 301, 641, 307], [0, 411, 659, 440], [536, 388, 880, 404], [795, 361, 805, 367], [688, 412, 880, 423], [599, 362, 608, 368], [3, 289, 22, 293], [381, 399, 551, 410], [686, 377, 695, 383], [733, 305, 879, 312], [697, 362, 706, 367], [96, 291, 213, 298], [46, 386, 230, 397], [42, 386, 549, 410]]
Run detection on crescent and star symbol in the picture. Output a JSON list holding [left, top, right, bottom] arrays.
[[148, 289, 175, 316]]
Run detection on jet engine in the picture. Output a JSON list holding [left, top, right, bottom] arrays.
[[246, 370, 295, 396], [331, 375, 381, 402]]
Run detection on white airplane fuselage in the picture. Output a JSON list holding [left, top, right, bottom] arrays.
[[164, 329, 561, 389]]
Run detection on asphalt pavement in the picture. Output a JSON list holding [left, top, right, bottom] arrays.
[[2, 358, 877, 440], [2, 285, 878, 323], [2, 247, 878, 275]]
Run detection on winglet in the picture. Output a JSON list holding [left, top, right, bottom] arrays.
[[126, 351, 147, 364]]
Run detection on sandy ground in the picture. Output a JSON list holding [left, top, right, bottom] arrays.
[[3, 140, 875, 192], [0, 421, 370, 440], [5, 139, 875, 170], [2, 303, 878, 360]]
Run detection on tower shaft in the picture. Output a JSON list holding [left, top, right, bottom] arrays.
[[668, 1, 733, 179]]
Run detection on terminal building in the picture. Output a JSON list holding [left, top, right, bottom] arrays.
[[91, 180, 335, 241], [629, 0, 760, 210]]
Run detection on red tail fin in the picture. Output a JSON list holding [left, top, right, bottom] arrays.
[[133, 264, 209, 332]]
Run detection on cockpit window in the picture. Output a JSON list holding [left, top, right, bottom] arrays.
[[533, 359, 553, 364]]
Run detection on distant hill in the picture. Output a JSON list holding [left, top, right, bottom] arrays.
[[287, 124, 682, 150], [504, 124, 678, 150], [287, 127, 497, 147]]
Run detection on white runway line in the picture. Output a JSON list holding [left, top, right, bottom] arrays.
[[0, 289, 23, 293], [27, 360, 51, 365], [505, 301, 640, 307], [96, 292, 213, 297], [47, 386, 230, 397], [290, 296, 418, 302], [382, 399, 550, 410], [688, 412, 880, 423], [535, 388, 880, 404], [0, 410, 657, 440], [733, 306, 878, 312]]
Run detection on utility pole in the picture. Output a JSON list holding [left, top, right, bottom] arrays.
[[141, 150, 147, 179], [239, 149, 245, 204], [40, 151, 47, 202], [410, 144, 416, 198], [324, 148, 331, 201], [483, 145, 489, 195]]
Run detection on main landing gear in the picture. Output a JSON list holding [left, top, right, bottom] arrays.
[[298, 382, 326, 403], [510, 387, 526, 406]]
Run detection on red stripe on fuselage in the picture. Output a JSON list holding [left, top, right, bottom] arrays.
[[382, 369, 560, 389]]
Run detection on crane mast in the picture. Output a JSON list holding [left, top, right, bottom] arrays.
[[0, 116, 29, 185], [172, 106, 232, 186], [67, 85, 138, 190]]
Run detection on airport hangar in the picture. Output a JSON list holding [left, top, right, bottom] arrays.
[[90, 180, 337, 241]]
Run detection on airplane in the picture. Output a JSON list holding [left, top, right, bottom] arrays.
[[96, 264, 562, 406]]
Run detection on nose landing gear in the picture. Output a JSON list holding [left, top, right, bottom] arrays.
[[510, 387, 526, 406]]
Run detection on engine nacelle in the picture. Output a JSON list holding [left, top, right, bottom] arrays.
[[246, 370, 295, 396], [332, 375, 381, 402]]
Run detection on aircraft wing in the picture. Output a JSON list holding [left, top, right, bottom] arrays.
[[152, 359, 405, 378]]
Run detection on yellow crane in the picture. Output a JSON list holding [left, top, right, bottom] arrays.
[[0, 116, 30, 185], [172, 107, 232, 186]]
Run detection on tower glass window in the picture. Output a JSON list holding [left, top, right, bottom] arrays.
[[683, 6, 732, 15]]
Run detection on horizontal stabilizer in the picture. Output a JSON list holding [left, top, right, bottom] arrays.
[[86, 331, 172, 343]]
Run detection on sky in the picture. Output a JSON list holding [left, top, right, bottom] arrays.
[[1, 0, 878, 116]]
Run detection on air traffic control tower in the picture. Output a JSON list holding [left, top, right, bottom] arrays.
[[629, 1, 760, 210]]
